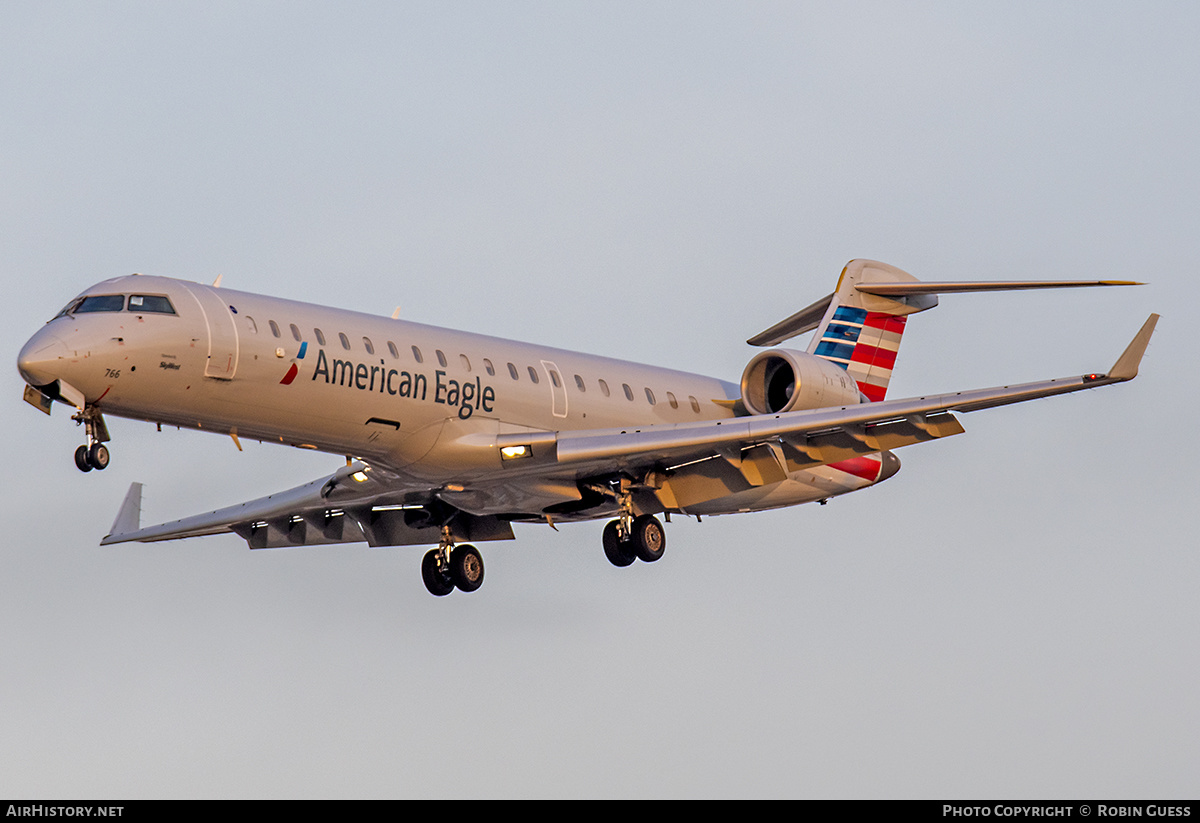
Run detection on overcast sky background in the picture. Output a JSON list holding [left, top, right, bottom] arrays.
[[2, 2, 1196, 798]]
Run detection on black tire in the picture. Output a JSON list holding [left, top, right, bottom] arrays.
[[602, 520, 636, 567], [449, 544, 485, 593], [88, 443, 110, 471], [74, 445, 93, 473], [631, 514, 665, 563], [421, 549, 454, 596]]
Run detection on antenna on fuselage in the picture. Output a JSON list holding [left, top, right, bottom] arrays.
[[212, 274, 223, 288], [392, 306, 401, 319]]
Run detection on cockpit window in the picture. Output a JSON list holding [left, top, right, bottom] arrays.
[[73, 295, 126, 313], [128, 295, 176, 314], [53, 298, 83, 319]]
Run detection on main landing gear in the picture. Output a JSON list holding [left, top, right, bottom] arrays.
[[71, 406, 111, 472], [421, 526, 485, 597], [603, 513, 666, 568]]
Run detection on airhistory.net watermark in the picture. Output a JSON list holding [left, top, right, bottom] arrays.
[[6, 807, 123, 817]]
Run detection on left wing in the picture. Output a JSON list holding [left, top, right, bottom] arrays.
[[101, 460, 514, 549]]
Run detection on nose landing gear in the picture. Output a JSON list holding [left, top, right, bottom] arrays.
[[71, 406, 111, 472], [74, 443, 110, 472]]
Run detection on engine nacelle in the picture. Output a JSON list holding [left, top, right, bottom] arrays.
[[740, 349, 862, 414]]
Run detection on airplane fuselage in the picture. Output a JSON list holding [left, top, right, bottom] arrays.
[[20, 274, 885, 517], [20, 276, 731, 469]]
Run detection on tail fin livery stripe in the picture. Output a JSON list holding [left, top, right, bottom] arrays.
[[850, 342, 898, 371], [856, 382, 887, 403], [813, 306, 868, 363], [813, 308, 907, 402]]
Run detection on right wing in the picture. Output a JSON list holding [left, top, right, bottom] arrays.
[[549, 313, 1158, 471]]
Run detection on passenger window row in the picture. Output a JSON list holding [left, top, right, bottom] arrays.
[[245, 316, 703, 413]]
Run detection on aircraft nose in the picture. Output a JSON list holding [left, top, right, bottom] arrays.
[[17, 327, 69, 387]]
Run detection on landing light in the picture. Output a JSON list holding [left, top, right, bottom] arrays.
[[500, 444, 532, 461], [351, 471, 369, 482]]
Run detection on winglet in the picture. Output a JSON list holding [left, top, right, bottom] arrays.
[[104, 482, 143, 543], [1108, 314, 1160, 381]]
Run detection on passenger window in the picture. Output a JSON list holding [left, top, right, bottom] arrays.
[[549, 370, 561, 388], [689, 396, 701, 413], [598, 379, 610, 397], [339, 333, 350, 350], [436, 350, 447, 367], [574, 374, 586, 392], [508, 363, 519, 380], [314, 328, 326, 346], [460, 354, 471, 371], [290, 323, 302, 342], [412, 346, 424, 364], [363, 337, 375, 355], [74, 295, 125, 313], [128, 295, 175, 314], [245, 316, 258, 334], [623, 383, 634, 401], [483, 358, 495, 376], [667, 391, 678, 409], [269, 320, 281, 338], [527, 366, 540, 384], [387, 341, 399, 359], [645, 388, 656, 405]]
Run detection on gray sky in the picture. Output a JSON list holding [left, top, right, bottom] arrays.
[[2, 2, 1195, 798]]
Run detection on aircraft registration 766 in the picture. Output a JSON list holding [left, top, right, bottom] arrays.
[[17, 259, 1158, 596]]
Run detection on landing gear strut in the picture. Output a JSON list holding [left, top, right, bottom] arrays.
[[71, 406, 111, 472], [421, 525, 485, 596]]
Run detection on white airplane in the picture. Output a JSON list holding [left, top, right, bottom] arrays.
[[17, 259, 1157, 596]]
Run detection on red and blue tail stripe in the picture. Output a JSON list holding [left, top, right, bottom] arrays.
[[813, 306, 906, 402]]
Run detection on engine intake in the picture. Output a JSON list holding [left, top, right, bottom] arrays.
[[740, 349, 862, 414]]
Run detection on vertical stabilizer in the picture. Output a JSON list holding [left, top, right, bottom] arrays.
[[809, 260, 938, 402]]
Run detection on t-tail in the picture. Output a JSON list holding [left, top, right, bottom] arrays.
[[809, 260, 930, 401], [747, 259, 1142, 403]]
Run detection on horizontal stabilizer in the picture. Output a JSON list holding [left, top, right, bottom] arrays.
[[746, 292, 834, 347], [750, 259, 1144, 348], [856, 279, 1142, 297]]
